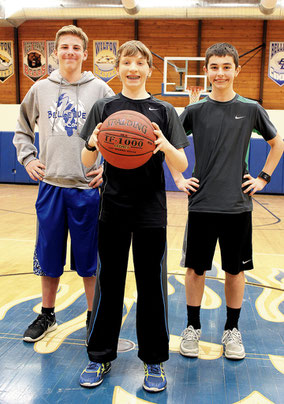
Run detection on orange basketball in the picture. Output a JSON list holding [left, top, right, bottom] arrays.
[[98, 110, 156, 169]]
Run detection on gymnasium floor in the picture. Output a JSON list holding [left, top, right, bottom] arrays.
[[0, 184, 283, 404]]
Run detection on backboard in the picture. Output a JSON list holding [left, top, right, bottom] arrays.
[[162, 56, 210, 97]]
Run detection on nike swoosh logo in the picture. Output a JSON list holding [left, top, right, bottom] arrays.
[[235, 116, 245, 119], [149, 108, 158, 111], [242, 259, 251, 264]]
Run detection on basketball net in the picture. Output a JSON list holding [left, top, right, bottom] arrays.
[[188, 86, 203, 105]]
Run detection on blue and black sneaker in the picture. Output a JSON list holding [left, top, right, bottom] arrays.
[[79, 361, 111, 388], [143, 363, 167, 392]]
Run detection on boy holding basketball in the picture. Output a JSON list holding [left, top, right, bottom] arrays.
[[13, 25, 113, 343], [170, 43, 283, 360], [79, 40, 189, 392]]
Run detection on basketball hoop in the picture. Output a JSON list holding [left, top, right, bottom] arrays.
[[188, 86, 203, 104]]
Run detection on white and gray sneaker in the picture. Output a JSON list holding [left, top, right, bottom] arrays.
[[180, 325, 201, 357], [222, 328, 245, 360]]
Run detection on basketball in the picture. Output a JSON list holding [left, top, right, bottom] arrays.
[[98, 110, 156, 169]]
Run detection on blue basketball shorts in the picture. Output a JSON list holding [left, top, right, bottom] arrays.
[[33, 182, 100, 278]]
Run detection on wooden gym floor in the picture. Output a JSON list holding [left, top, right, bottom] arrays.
[[0, 184, 283, 404]]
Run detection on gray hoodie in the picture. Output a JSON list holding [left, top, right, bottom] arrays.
[[13, 69, 114, 188]]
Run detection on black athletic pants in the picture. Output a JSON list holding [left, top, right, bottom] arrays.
[[87, 221, 169, 364]]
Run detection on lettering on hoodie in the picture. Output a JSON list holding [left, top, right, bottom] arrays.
[[47, 93, 87, 137]]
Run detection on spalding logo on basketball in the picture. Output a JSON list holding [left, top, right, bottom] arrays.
[[98, 110, 156, 169]]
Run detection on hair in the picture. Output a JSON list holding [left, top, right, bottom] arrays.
[[205, 43, 239, 68], [55, 25, 89, 51], [115, 40, 153, 68]]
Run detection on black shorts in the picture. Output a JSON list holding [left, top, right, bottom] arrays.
[[180, 211, 253, 275]]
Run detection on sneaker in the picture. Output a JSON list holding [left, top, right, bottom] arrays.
[[143, 363, 167, 392], [180, 325, 201, 357], [23, 313, 57, 342], [79, 361, 111, 388], [222, 328, 245, 360]]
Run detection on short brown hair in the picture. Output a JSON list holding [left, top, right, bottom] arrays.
[[115, 40, 153, 68], [205, 43, 239, 68], [55, 25, 89, 51]]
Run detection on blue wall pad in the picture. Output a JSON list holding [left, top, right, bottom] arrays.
[[0, 132, 283, 194], [164, 136, 284, 194], [249, 138, 284, 194], [0, 131, 39, 184]]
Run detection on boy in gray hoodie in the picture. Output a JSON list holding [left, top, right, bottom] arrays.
[[13, 25, 114, 343]]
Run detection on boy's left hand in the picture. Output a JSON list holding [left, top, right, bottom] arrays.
[[176, 176, 199, 195], [242, 174, 267, 196], [86, 164, 103, 188], [152, 122, 171, 154]]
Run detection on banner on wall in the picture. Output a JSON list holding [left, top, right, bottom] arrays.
[[94, 40, 118, 83], [0, 41, 14, 83], [47, 41, 59, 75], [23, 41, 46, 82], [268, 42, 284, 87]]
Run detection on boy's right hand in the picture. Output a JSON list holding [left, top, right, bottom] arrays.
[[25, 159, 46, 182], [88, 123, 102, 151], [175, 176, 199, 195]]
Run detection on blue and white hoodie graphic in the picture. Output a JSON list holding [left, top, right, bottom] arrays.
[[13, 69, 114, 188]]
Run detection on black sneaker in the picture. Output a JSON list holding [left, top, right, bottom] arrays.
[[23, 313, 57, 342]]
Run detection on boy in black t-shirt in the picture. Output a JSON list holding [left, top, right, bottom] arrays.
[[170, 43, 283, 360], [79, 40, 189, 392]]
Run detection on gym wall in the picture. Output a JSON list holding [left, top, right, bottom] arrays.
[[0, 18, 283, 192], [0, 18, 284, 107]]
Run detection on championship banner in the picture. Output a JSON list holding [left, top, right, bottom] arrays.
[[268, 42, 284, 87], [47, 41, 59, 75], [23, 41, 46, 82], [0, 41, 14, 83], [94, 40, 118, 83]]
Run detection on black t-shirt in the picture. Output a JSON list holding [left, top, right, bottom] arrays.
[[80, 93, 189, 227], [180, 94, 277, 214]]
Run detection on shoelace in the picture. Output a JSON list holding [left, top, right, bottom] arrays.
[[182, 327, 199, 341], [223, 329, 242, 344], [29, 314, 53, 329], [87, 362, 102, 371], [147, 364, 162, 375]]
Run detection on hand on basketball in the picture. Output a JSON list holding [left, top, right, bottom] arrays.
[[152, 122, 171, 154], [86, 164, 103, 188], [242, 174, 267, 196], [176, 176, 199, 195], [25, 159, 46, 182]]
